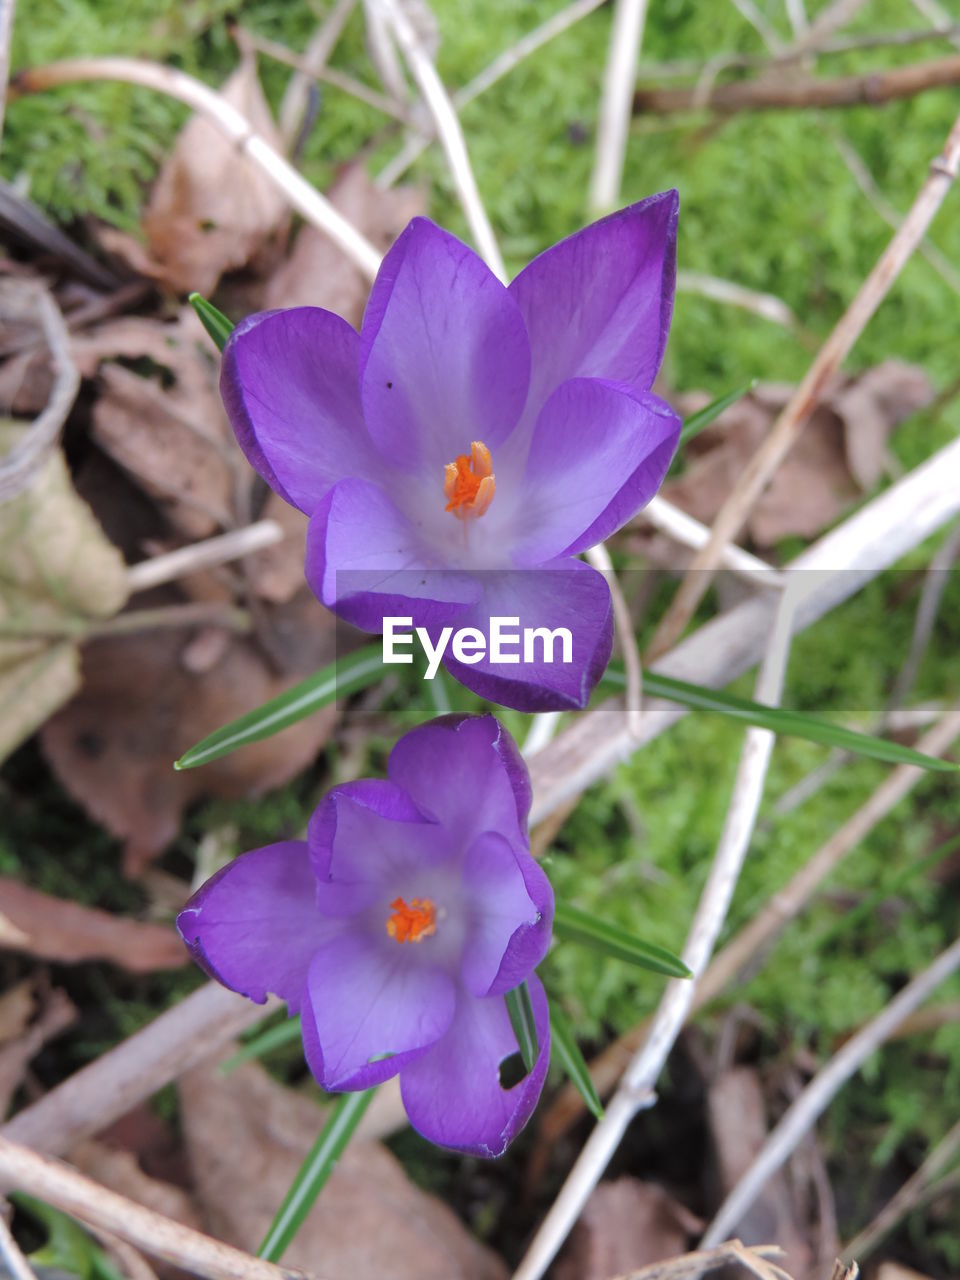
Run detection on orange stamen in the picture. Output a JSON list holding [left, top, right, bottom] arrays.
[[385, 896, 437, 944], [444, 440, 495, 520]]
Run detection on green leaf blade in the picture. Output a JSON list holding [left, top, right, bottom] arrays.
[[175, 644, 384, 770], [220, 1014, 303, 1074], [550, 1006, 603, 1120], [553, 901, 691, 978], [678, 380, 756, 446], [258, 1087, 376, 1262], [188, 293, 235, 352], [505, 981, 538, 1072]]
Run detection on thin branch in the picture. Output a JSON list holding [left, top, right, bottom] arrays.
[[889, 520, 960, 708], [586, 542, 642, 739], [11, 58, 382, 280], [676, 271, 801, 331], [612, 1241, 792, 1280], [0, 0, 15, 154], [909, 0, 960, 52], [640, 497, 786, 589], [0, 1136, 312, 1280], [728, 0, 784, 52], [125, 521, 284, 594], [277, 0, 358, 144], [702, 937, 960, 1245], [646, 110, 960, 661], [374, 0, 505, 278], [376, 0, 606, 188], [0, 1209, 38, 1280], [513, 584, 800, 1280], [589, 0, 651, 213]]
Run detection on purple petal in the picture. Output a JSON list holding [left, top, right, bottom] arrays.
[[176, 841, 336, 1013], [221, 309, 377, 515], [387, 715, 531, 844], [461, 831, 553, 998], [440, 561, 613, 711], [399, 973, 550, 1156], [359, 218, 531, 471], [305, 477, 481, 632], [512, 378, 680, 563], [509, 191, 678, 423], [302, 932, 456, 1091]]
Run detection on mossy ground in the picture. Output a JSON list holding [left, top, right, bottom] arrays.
[[4, 0, 960, 1266]]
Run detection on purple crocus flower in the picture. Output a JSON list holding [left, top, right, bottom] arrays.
[[222, 191, 680, 710], [177, 715, 553, 1156]]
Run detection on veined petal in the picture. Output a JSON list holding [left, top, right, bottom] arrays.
[[221, 309, 376, 514], [439, 562, 613, 711], [513, 378, 680, 563], [509, 191, 678, 423], [399, 973, 550, 1156], [176, 841, 336, 1013], [359, 218, 531, 471], [387, 714, 531, 842], [302, 933, 456, 1092], [305, 476, 482, 632], [461, 831, 553, 998]]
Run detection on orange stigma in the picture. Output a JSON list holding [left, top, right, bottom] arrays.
[[385, 896, 437, 944], [444, 441, 495, 520]]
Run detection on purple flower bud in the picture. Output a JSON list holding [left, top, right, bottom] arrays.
[[177, 715, 553, 1156], [220, 194, 681, 709]]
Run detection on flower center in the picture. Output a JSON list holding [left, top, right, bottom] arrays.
[[444, 441, 495, 520], [385, 896, 437, 943]]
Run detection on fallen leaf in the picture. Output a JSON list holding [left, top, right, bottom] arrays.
[[553, 1178, 702, 1280], [0, 880, 186, 970], [0, 986, 76, 1118], [0, 981, 35, 1045], [834, 360, 933, 490], [244, 492, 308, 606], [179, 1061, 506, 1280]]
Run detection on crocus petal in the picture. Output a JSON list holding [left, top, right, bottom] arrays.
[[439, 561, 613, 711], [399, 973, 550, 1156], [512, 378, 680, 563], [509, 191, 678, 423], [359, 218, 531, 471], [460, 831, 553, 998], [176, 842, 336, 1013], [307, 779, 447, 915], [306, 476, 481, 632], [387, 714, 531, 843], [302, 932, 456, 1091], [221, 309, 376, 514]]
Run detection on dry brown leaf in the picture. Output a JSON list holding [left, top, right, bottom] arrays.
[[244, 491, 308, 605], [0, 981, 35, 1045], [0, 986, 76, 1118], [834, 360, 933, 490], [554, 1178, 702, 1280], [0, 880, 186, 970], [179, 1061, 505, 1280], [263, 163, 425, 326], [0, 423, 128, 762]]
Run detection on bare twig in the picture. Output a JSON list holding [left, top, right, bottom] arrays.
[[125, 521, 284, 594], [11, 58, 381, 280], [890, 520, 960, 708], [640, 497, 786, 588], [277, 0, 358, 144], [514, 585, 800, 1280], [589, 0, 651, 212], [728, 0, 784, 52], [374, 0, 505, 278], [612, 1241, 792, 1280], [0, 1208, 37, 1280], [676, 271, 801, 331], [0, 0, 16, 153], [586, 542, 642, 739], [0, 1137, 311, 1280], [646, 111, 960, 661], [702, 937, 960, 1245], [909, 0, 960, 52]]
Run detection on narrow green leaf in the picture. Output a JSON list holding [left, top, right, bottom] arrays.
[[550, 1006, 603, 1120], [175, 644, 384, 769], [678, 380, 756, 446], [601, 666, 959, 774], [554, 901, 691, 978], [220, 1015, 303, 1074], [505, 982, 538, 1072], [13, 1193, 126, 1280], [188, 292, 235, 352], [259, 1088, 376, 1262]]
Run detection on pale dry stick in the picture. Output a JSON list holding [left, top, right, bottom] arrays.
[[587, 542, 643, 739], [0, 1208, 37, 1280], [703, 935, 960, 1246], [589, 0, 651, 213], [910, 0, 960, 52], [890, 520, 960, 709], [843, 1118, 960, 1260], [125, 521, 284, 594], [790, 0, 869, 53], [374, 0, 505, 279], [1, 983, 276, 1155], [278, 0, 357, 144], [646, 111, 960, 662], [784, 0, 808, 40], [522, 711, 563, 758], [362, 0, 411, 109], [728, 0, 785, 52], [641, 497, 786, 589], [513, 583, 802, 1280], [0, 0, 15, 151], [613, 1241, 792, 1280], [11, 59, 381, 280], [0, 1137, 311, 1280], [675, 271, 800, 332], [376, 0, 606, 188]]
